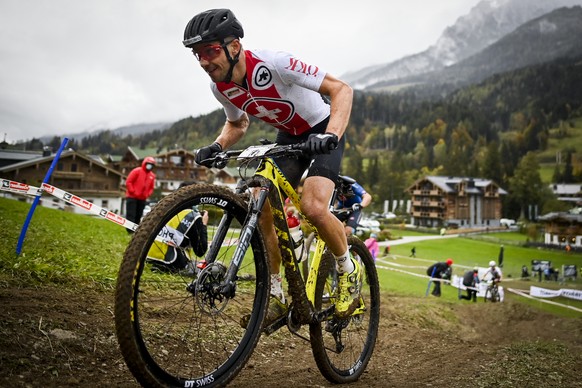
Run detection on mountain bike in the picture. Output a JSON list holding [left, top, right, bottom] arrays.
[[114, 142, 380, 387], [483, 280, 500, 303]]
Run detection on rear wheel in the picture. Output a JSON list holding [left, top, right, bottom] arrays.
[[309, 236, 380, 383], [115, 183, 270, 387]]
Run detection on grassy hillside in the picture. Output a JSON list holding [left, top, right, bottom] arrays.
[[539, 117, 582, 183], [0, 197, 129, 289]]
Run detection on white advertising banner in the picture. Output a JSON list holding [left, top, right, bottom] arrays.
[[530, 286, 582, 301]]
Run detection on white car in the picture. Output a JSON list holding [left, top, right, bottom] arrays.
[[357, 218, 381, 234], [500, 218, 516, 228]]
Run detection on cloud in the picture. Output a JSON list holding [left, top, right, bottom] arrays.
[[0, 0, 481, 143]]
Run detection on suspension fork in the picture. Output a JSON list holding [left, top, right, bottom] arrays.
[[218, 185, 271, 298]]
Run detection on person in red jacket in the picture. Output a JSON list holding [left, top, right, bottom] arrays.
[[125, 156, 156, 231]]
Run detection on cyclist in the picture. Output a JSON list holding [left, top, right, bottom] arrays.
[[482, 260, 504, 301], [183, 9, 359, 323], [482, 260, 503, 284], [334, 175, 372, 236]]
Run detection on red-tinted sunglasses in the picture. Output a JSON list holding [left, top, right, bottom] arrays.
[[192, 44, 223, 62]]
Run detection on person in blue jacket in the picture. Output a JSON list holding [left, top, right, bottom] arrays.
[[335, 175, 372, 236]]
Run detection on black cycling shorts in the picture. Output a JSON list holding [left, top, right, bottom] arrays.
[[273, 116, 345, 189]]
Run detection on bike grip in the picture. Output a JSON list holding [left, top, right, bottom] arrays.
[[293, 142, 311, 153]]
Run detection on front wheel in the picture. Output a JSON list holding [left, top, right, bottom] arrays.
[[309, 236, 380, 383], [490, 285, 500, 303], [115, 183, 270, 387]]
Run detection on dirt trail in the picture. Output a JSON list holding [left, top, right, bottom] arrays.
[[1, 286, 581, 387]]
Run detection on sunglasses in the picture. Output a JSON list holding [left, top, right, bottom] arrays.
[[192, 44, 223, 61]]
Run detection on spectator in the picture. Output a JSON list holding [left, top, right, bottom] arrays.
[[410, 246, 416, 257], [147, 182, 209, 274], [426, 258, 453, 297], [521, 265, 530, 279], [125, 156, 156, 232], [364, 233, 379, 261], [148, 207, 209, 274], [459, 268, 479, 302]]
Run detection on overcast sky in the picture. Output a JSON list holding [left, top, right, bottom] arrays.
[[0, 0, 483, 143]]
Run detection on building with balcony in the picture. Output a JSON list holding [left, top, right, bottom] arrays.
[[538, 211, 582, 248], [406, 176, 507, 229], [0, 150, 125, 214], [110, 146, 239, 195]]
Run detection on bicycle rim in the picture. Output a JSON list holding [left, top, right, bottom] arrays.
[[115, 184, 269, 387], [309, 236, 380, 383]]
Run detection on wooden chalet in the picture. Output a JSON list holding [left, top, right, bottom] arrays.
[[538, 211, 582, 248], [406, 176, 507, 229], [110, 146, 238, 196], [0, 150, 125, 214]]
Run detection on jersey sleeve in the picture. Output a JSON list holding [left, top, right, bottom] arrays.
[[273, 51, 327, 92], [211, 83, 246, 122], [352, 183, 367, 196]]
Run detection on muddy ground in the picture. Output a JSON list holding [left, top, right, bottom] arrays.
[[1, 286, 581, 388]]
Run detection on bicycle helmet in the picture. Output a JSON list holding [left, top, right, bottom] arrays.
[[489, 260, 496, 267], [183, 9, 244, 47]]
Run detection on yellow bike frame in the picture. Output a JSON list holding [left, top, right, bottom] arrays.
[[255, 158, 326, 305]]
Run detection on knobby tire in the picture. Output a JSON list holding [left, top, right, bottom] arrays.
[[114, 183, 270, 387], [309, 236, 380, 383]]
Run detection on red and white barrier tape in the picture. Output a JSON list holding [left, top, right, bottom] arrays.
[[1, 178, 138, 231]]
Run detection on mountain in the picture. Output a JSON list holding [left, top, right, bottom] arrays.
[[38, 122, 171, 143], [368, 5, 582, 91], [343, 0, 582, 90]]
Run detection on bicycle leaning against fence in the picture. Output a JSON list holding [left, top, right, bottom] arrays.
[[114, 142, 380, 387]]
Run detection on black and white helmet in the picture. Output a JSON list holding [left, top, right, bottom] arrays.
[[183, 9, 244, 47]]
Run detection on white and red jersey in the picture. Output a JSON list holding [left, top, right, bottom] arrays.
[[211, 49, 330, 136]]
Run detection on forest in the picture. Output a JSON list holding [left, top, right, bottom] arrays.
[[14, 56, 582, 220]]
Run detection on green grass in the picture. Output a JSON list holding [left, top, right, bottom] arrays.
[[384, 227, 436, 238], [537, 118, 582, 183], [477, 341, 579, 387], [538, 117, 582, 163], [0, 197, 129, 289], [377, 236, 582, 317]]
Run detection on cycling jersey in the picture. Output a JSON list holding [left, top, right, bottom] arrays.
[[212, 49, 330, 136], [483, 267, 503, 281]]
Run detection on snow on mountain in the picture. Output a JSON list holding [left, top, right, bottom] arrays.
[[344, 0, 582, 89]]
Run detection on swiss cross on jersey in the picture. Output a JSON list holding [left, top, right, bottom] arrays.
[[214, 50, 330, 136]]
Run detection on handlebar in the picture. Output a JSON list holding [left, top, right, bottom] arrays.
[[202, 141, 319, 169]]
